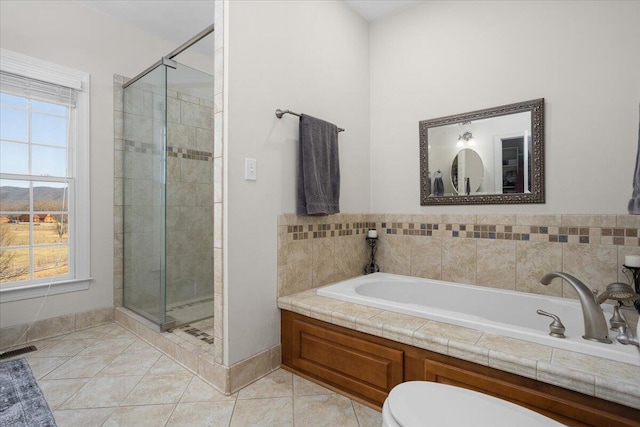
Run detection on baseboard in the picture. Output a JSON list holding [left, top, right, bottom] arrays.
[[0, 306, 114, 350]]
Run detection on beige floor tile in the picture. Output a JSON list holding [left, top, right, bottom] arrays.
[[293, 394, 359, 427], [168, 299, 214, 326], [122, 338, 162, 355], [53, 408, 114, 427], [59, 375, 142, 409], [30, 335, 64, 345], [97, 352, 161, 377], [191, 317, 215, 336], [58, 324, 117, 340], [38, 378, 89, 409], [180, 376, 237, 403], [102, 404, 176, 427], [37, 334, 67, 343], [44, 354, 116, 379], [166, 401, 235, 427], [29, 340, 87, 358], [33, 322, 377, 427], [26, 357, 70, 380], [148, 354, 192, 375], [47, 330, 92, 342], [77, 337, 136, 356], [352, 401, 382, 427], [293, 375, 334, 396], [230, 397, 293, 427], [237, 369, 293, 400], [105, 326, 138, 340], [120, 374, 192, 405]]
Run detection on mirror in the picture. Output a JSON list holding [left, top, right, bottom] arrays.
[[419, 98, 544, 205], [451, 149, 483, 195]]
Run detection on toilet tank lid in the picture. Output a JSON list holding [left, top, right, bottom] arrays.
[[387, 382, 563, 427]]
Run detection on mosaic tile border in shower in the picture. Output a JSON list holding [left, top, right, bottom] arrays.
[[284, 220, 640, 247], [177, 324, 215, 345], [166, 297, 215, 313], [167, 146, 213, 161], [124, 140, 213, 161]]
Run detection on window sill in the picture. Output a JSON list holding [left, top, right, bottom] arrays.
[[0, 277, 92, 303]]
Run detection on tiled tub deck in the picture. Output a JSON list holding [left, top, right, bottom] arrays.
[[278, 288, 640, 411]]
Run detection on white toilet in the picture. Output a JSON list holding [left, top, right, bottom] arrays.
[[382, 381, 563, 427]]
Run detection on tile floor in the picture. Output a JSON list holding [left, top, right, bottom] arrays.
[[167, 297, 215, 327], [5, 322, 382, 426]]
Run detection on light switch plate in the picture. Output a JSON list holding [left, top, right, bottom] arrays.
[[245, 158, 257, 181]]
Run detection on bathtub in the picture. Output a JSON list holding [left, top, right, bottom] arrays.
[[317, 273, 640, 366]]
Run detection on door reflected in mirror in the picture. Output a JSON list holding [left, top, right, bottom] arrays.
[[499, 136, 531, 194], [419, 98, 544, 205]]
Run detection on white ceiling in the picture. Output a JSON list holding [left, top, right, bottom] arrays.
[[74, 1, 216, 55], [74, 0, 414, 56], [345, 0, 417, 21]]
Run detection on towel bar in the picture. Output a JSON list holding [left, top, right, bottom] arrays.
[[275, 109, 345, 132]]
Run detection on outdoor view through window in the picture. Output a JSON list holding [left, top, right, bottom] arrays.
[[0, 91, 71, 284]]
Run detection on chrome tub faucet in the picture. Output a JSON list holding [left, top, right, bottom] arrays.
[[540, 272, 612, 344]]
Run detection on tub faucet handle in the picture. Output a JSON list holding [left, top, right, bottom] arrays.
[[616, 326, 640, 348], [536, 309, 566, 338], [615, 309, 640, 349]]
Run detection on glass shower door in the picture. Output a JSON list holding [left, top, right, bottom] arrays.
[[123, 64, 170, 328], [123, 60, 214, 330]]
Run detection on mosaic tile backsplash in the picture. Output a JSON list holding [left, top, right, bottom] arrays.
[[278, 213, 640, 300]]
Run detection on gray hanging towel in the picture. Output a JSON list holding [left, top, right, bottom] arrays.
[[297, 114, 340, 215], [628, 104, 640, 214], [433, 177, 444, 196]]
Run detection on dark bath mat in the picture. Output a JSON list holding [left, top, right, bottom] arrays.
[[0, 357, 57, 427]]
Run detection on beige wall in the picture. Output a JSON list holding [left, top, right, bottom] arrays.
[[225, 0, 371, 364], [370, 1, 640, 214], [0, 0, 211, 328]]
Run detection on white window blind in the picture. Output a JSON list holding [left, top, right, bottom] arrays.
[[0, 71, 78, 108]]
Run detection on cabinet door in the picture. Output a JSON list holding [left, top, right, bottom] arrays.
[[290, 317, 403, 405], [424, 359, 637, 427]]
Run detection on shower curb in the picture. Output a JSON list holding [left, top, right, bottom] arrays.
[[114, 307, 281, 395]]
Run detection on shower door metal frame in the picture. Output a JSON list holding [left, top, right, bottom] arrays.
[[123, 23, 214, 90]]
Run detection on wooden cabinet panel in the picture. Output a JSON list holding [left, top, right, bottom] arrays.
[[281, 310, 640, 426], [424, 359, 625, 427], [286, 314, 403, 405], [299, 333, 392, 389]]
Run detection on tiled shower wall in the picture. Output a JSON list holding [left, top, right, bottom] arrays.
[[116, 80, 214, 312], [165, 91, 214, 306], [278, 213, 640, 299]]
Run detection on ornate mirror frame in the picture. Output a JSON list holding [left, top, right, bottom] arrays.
[[419, 98, 545, 205]]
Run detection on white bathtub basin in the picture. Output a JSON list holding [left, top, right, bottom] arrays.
[[317, 273, 640, 366]]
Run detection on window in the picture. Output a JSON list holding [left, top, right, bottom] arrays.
[[0, 49, 90, 302]]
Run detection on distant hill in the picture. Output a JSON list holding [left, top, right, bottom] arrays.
[[0, 186, 67, 210]]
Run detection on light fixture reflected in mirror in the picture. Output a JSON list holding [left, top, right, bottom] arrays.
[[457, 131, 475, 147]]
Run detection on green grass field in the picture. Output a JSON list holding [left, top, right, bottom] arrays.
[[0, 223, 69, 283]]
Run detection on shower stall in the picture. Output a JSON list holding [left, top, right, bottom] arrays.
[[122, 25, 215, 330]]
